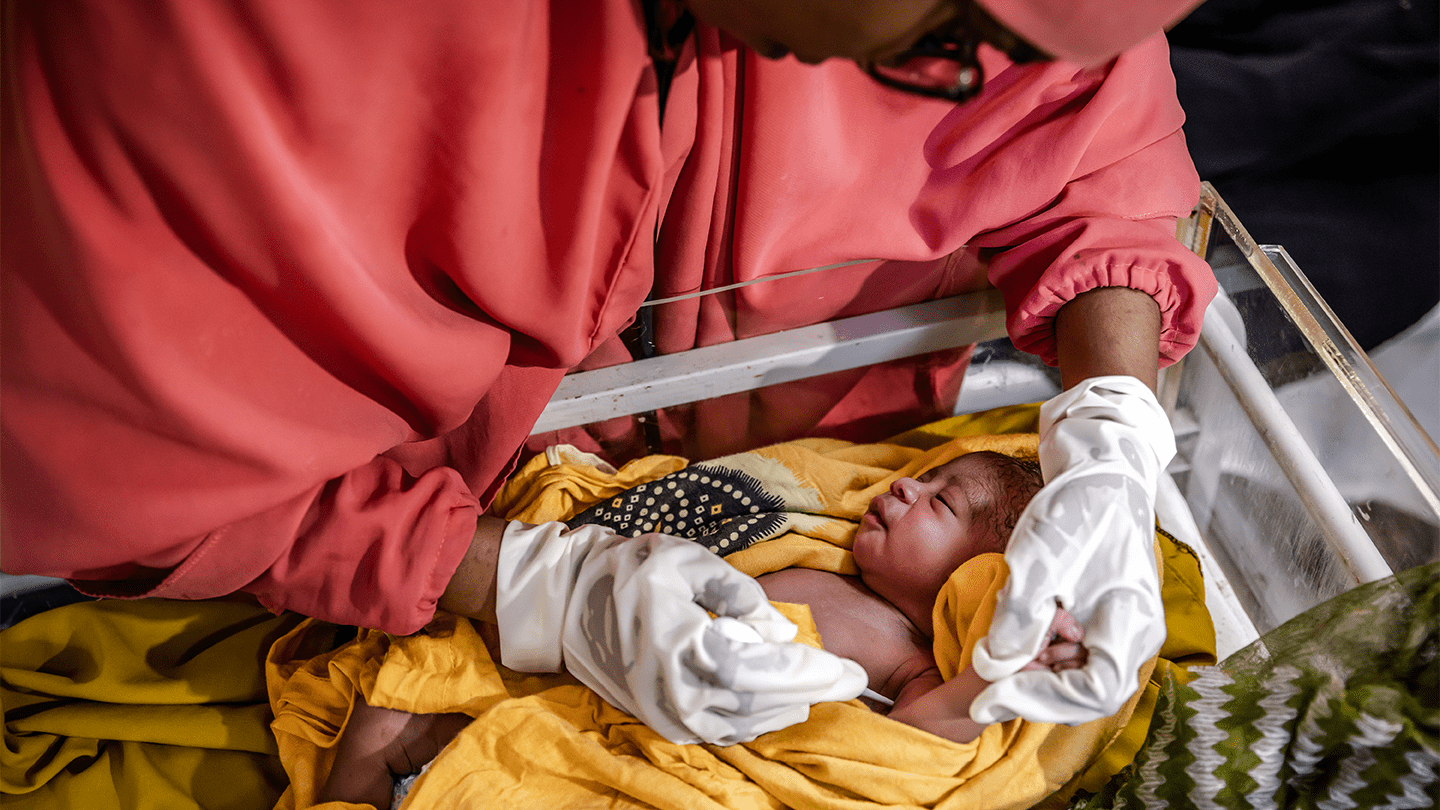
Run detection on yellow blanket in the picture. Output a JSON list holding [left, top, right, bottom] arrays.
[[1, 599, 301, 810], [269, 409, 1216, 810]]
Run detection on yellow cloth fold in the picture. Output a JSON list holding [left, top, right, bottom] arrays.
[[269, 410, 1216, 810], [0, 406, 1215, 810], [1, 599, 300, 810], [270, 604, 1070, 810]]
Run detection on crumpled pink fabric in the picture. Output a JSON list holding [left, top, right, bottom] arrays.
[[1, 0, 1213, 632]]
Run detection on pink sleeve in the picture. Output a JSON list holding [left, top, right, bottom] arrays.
[[232, 462, 481, 635], [2, 0, 657, 632], [70, 461, 482, 635], [973, 36, 1218, 366], [652, 33, 1215, 372]]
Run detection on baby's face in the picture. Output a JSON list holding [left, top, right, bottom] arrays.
[[853, 452, 1014, 611]]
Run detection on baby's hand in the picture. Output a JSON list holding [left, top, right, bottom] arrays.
[[1020, 606, 1088, 673], [321, 696, 471, 809]]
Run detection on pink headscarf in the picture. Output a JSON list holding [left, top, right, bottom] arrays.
[[980, 0, 1203, 65]]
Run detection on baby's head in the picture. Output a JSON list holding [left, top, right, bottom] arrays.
[[853, 450, 1043, 628]]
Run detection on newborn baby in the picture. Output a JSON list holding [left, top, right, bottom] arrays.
[[756, 450, 1085, 742], [322, 451, 1086, 806]]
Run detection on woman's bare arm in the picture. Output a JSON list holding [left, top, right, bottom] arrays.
[[437, 515, 509, 622], [1054, 286, 1162, 392]]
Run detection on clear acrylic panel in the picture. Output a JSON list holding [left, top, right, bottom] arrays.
[[536, 250, 1006, 461], [1165, 184, 1440, 634]]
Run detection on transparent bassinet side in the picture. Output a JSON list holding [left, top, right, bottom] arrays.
[[1164, 184, 1440, 637]]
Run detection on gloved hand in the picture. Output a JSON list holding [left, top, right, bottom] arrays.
[[494, 521, 868, 745], [970, 376, 1175, 725]]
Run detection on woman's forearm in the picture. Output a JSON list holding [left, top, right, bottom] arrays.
[[1053, 286, 1162, 392]]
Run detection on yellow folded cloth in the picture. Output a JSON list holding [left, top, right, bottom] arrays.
[[269, 412, 1215, 809], [1, 599, 301, 810]]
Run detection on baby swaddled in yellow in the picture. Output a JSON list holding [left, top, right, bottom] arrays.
[[268, 409, 1216, 810]]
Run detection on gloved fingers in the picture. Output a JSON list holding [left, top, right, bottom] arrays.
[[972, 585, 1059, 680], [640, 630, 866, 746], [710, 706, 809, 746], [974, 592, 1166, 724], [970, 666, 1122, 725], [721, 601, 803, 645], [646, 540, 801, 644], [702, 581, 802, 645], [689, 625, 868, 709], [977, 577, 1162, 679], [972, 614, 1142, 724], [687, 703, 812, 747], [639, 648, 856, 747], [708, 613, 797, 646]]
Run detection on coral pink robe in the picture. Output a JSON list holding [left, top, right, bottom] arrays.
[[1, 0, 1213, 631]]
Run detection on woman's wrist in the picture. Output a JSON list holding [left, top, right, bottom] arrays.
[[1053, 286, 1162, 392], [437, 515, 508, 623]]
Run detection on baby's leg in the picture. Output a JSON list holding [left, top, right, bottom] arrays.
[[321, 695, 471, 809]]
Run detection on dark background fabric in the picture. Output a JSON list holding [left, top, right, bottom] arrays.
[[1169, 0, 1439, 349]]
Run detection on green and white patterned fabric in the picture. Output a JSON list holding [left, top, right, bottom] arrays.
[[1067, 561, 1439, 809]]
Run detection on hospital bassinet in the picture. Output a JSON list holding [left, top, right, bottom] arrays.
[[532, 182, 1440, 661], [1, 185, 1435, 808], [7, 186, 1431, 643]]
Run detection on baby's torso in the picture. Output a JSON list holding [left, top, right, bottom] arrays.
[[756, 568, 937, 709]]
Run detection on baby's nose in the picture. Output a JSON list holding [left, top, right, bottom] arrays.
[[890, 477, 918, 503]]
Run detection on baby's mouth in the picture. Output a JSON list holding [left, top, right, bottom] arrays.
[[865, 503, 888, 529]]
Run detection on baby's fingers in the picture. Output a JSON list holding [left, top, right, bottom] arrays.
[[1049, 606, 1085, 643], [1021, 632, 1089, 672], [1042, 641, 1089, 671]]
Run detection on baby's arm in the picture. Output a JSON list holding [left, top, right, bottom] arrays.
[[887, 608, 1087, 743], [887, 666, 993, 743]]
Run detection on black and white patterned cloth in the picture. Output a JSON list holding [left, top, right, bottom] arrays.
[[567, 461, 791, 556]]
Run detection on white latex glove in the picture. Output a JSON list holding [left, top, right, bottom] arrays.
[[970, 376, 1175, 725], [494, 521, 868, 745]]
